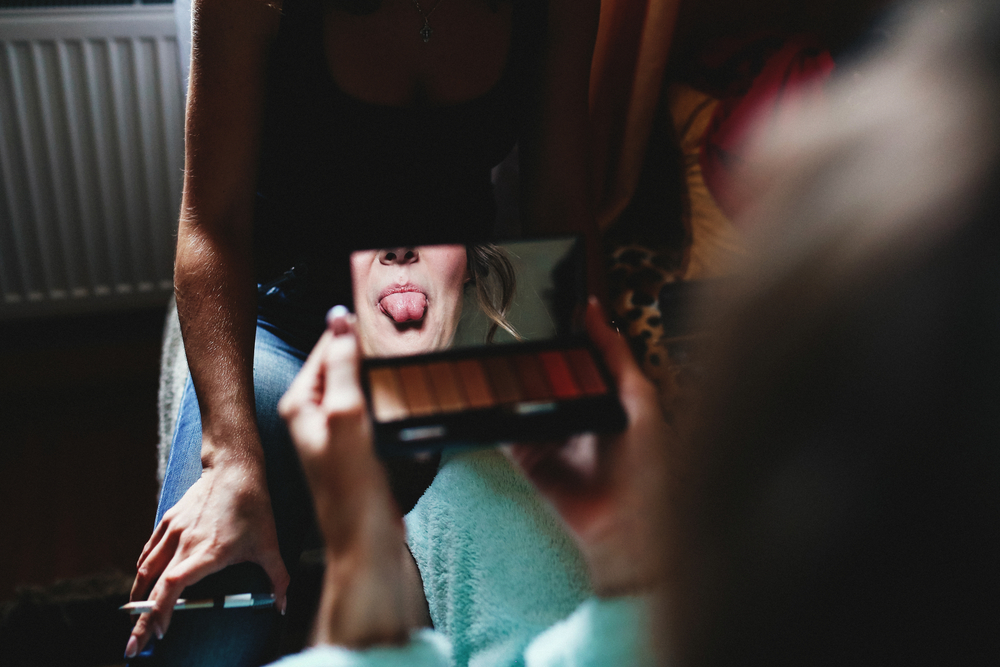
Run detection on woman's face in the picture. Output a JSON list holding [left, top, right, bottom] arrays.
[[351, 245, 470, 357]]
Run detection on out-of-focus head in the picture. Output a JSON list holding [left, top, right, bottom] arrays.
[[663, 1, 1000, 665], [351, 245, 470, 357], [729, 0, 1000, 266]]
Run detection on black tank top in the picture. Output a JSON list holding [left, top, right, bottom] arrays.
[[253, 0, 547, 312]]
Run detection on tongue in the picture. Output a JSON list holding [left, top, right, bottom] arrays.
[[381, 292, 427, 322]]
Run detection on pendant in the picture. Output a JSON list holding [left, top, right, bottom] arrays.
[[420, 17, 433, 42]]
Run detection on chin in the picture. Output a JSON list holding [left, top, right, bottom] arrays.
[[371, 329, 441, 357]]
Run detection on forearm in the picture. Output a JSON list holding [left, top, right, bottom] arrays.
[[310, 495, 427, 648], [174, 0, 278, 467], [123, 3, 286, 657], [308, 447, 430, 646], [279, 318, 431, 650], [174, 216, 262, 469]]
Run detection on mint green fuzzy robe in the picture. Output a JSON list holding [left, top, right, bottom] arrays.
[[270, 450, 656, 666]]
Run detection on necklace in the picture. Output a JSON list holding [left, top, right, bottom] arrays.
[[410, 0, 446, 43]]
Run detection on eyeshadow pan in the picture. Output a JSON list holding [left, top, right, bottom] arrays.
[[397, 364, 438, 417], [425, 361, 467, 413], [483, 356, 522, 403], [538, 350, 581, 399], [368, 367, 409, 422], [512, 354, 552, 401], [455, 359, 496, 408], [565, 348, 607, 395]]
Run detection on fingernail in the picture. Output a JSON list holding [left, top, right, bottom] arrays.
[[280, 597, 287, 616], [327, 305, 349, 324], [155, 623, 164, 640], [125, 636, 138, 659]]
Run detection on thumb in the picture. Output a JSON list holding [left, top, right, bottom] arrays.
[[584, 296, 638, 384], [320, 312, 366, 416]]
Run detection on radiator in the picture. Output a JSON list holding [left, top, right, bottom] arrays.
[[0, 5, 184, 319]]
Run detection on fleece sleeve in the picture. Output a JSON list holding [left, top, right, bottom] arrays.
[[405, 449, 593, 666], [266, 596, 655, 667], [524, 596, 658, 667], [265, 629, 451, 667]]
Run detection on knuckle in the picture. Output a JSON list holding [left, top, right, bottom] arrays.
[[325, 401, 366, 422], [135, 611, 156, 631], [207, 535, 231, 558], [161, 572, 186, 589]]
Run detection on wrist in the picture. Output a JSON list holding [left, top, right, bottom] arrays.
[[196, 441, 272, 509], [313, 478, 403, 557], [199, 427, 265, 472], [582, 514, 660, 597], [313, 525, 418, 649]]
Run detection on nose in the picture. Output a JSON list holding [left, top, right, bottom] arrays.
[[379, 247, 419, 265]]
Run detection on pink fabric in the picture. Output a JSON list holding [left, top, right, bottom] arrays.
[[699, 35, 835, 222]]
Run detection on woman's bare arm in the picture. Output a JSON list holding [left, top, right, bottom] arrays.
[[174, 0, 275, 473], [279, 311, 430, 648], [126, 0, 288, 658]]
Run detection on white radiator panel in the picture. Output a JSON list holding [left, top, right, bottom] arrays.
[[0, 6, 184, 319]]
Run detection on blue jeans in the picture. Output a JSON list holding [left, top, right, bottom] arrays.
[[131, 321, 316, 666]]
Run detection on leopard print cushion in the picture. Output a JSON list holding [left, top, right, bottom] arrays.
[[602, 82, 747, 421], [606, 243, 708, 420]]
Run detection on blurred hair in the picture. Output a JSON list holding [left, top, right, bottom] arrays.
[[665, 1, 1000, 664], [467, 243, 521, 343]]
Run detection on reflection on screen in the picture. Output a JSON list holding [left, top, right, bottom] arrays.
[[350, 237, 583, 358]]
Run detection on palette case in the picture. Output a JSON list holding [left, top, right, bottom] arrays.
[[361, 335, 627, 456], [351, 235, 628, 456]]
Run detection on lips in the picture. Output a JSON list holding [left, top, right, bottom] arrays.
[[378, 285, 427, 323]]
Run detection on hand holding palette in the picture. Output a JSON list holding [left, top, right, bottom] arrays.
[[351, 237, 627, 456]]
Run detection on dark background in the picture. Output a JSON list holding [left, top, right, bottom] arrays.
[[0, 307, 163, 604]]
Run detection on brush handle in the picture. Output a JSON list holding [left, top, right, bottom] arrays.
[[120, 593, 275, 614]]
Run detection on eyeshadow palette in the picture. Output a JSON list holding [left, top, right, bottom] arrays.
[[351, 237, 627, 455], [362, 338, 626, 454]]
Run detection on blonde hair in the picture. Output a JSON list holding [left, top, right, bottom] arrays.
[[467, 243, 521, 343]]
